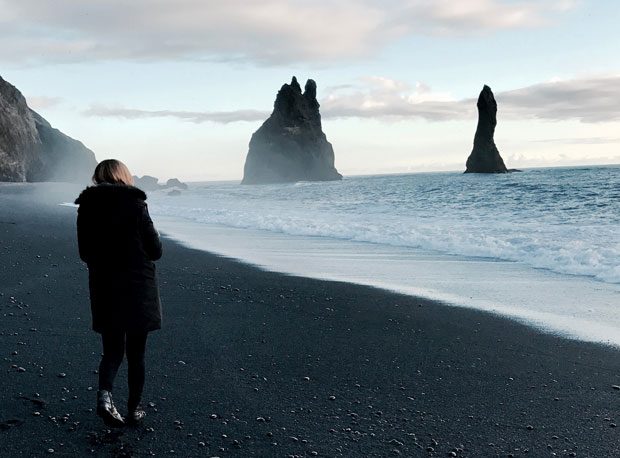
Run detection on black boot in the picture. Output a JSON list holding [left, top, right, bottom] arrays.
[[126, 406, 146, 425], [97, 390, 125, 427]]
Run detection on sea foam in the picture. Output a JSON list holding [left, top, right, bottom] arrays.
[[149, 166, 620, 285]]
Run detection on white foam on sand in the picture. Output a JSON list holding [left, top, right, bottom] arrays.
[[154, 215, 620, 348]]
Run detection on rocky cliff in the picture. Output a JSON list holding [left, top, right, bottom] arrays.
[[0, 76, 40, 181], [242, 77, 342, 184], [465, 85, 508, 173], [28, 111, 98, 182], [0, 75, 97, 182]]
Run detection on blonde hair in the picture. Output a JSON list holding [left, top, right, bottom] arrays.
[[92, 159, 134, 186]]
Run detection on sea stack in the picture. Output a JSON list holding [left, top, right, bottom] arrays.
[[241, 77, 342, 184], [0, 75, 97, 182], [465, 85, 508, 173], [132, 175, 188, 191]]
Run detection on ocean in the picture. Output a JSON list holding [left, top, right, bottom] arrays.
[[148, 166, 620, 345]]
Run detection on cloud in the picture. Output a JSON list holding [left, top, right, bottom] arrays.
[[82, 77, 472, 124], [0, 0, 575, 65], [83, 105, 269, 124], [25, 95, 63, 110], [321, 77, 471, 121], [385, 0, 576, 35], [498, 76, 620, 122], [83, 74, 620, 125], [322, 74, 620, 123], [532, 137, 620, 145]]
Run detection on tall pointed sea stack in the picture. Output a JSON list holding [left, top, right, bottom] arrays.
[[0, 75, 97, 182], [465, 85, 508, 173], [242, 77, 342, 184]]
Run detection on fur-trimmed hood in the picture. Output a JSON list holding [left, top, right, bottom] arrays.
[[75, 183, 147, 205]]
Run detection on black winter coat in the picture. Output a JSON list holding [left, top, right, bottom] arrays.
[[75, 184, 163, 334]]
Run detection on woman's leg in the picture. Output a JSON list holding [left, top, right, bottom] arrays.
[[98, 331, 125, 392], [126, 332, 148, 410]]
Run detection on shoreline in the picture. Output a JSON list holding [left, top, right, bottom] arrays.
[[151, 214, 620, 349], [1, 184, 620, 456]]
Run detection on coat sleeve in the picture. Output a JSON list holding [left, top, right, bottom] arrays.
[[76, 207, 92, 263], [140, 204, 163, 261]]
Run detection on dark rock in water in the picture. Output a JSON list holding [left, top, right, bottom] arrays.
[[242, 76, 342, 184], [168, 189, 182, 196], [133, 175, 188, 191], [133, 175, 161, 191], [0, 75, 97, 182], [465, 85, 508, 173], [166, 178, 188, 190]]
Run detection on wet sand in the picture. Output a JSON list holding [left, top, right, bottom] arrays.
[[1, 183, 619, 457]]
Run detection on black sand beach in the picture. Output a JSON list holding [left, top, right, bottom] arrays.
[[1, 183, 619, 457]]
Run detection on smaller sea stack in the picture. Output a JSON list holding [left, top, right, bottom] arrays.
[[241, 76, 342, 184], [465, 85, 508, 173]]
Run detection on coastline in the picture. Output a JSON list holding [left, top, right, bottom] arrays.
[[151, 214, 620, 348], [1, 183, 619, 457]]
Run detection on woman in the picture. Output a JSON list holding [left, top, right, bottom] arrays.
[[75, 159, 163, 427]]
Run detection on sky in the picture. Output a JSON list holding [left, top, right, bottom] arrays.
[[1, 0, 619, 181]]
